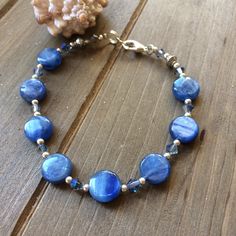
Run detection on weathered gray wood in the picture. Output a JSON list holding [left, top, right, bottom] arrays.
[[21, 0, 236, 235], [0, 0, 141, 235]]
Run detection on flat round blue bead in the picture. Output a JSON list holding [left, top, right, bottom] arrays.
[[140, 153, 171, 184], [41, 153, 73, 184], [20, 79, 46, 103], [37, 48, 62, 70], [169, 116, 199, 143], [89, 170, 121, 203], [24, 116, 53, 142], [173, 76, 200, 101]]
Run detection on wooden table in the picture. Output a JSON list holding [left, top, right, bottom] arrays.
[[1, 0, 236, 235]]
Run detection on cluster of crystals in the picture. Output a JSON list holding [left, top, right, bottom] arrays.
[[164, 139, 181, 160], [120, 177, 146, 193], [65, 176, 89, 192], [36, 138, 50, 158]]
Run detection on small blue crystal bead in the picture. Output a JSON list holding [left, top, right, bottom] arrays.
[[89, 170, 121, 203], [183, 103, 194, 113], [169, 116, 199, 143], [172, 76, 200, 101], [127, 179, 142, 193], [140, 153, 171, 184], [166, 143, 178, 155], [70, 178, 83, 190], [41, 153, 73, 184], [38, 143, 48, 152], [20, 79, 46, 103], [37, 48, 62, 70], [24, 116, 53, 142], [61, 43, 71, 53]]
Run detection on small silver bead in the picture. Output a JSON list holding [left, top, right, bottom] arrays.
[[37, 138, 44, 145], [180, 73, 186, 77], [31, 99, 39, 105], [139, 177, 146, 185], [83, 184, 89, 192], [121, 184, 128, 192], [76, 38, 84, 45], [184, 112, 192, 117], [42, 152, 50, 158], [56, 48, 62, 52], [173, 139, 181, 146], [164, 152, 171, 159], [37, 64, 43, 69], [184, 99, 192, 105], [32, 74, 38, 79], [34, 112, 41, 116], [65, 176, 72, 184], [173, 62, 180, 69]]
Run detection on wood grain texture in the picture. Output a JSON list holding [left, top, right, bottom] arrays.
[[20, 0, 236, 235], [1, 0, 236, 235], [0, 0, 18, 19], [0, 0, 141, 235]]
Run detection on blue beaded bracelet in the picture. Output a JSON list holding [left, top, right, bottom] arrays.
[[20, 30, 200, 203]]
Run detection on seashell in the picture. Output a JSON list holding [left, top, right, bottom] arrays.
[[31, 0, 108, 38]]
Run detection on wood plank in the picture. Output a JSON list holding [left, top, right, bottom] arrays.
[[21, 0, 236, 235], [0, 0, 17, 19], [0, 0, 141, 235]]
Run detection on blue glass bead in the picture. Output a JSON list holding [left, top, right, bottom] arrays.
[[169, 116, 199, 143], [37, 48, 62, 70], [61, 43, 71, 52], [89, 170, 121, 203], [38, 143, 48, 152], [24, 116, 53, 142], [20, 79, 46, 103], [70, 178, 83, 190], [172, 76, 200, 101], [139, 153, 171, 184], [183, 103, 194, 113], [127, 178, 141, 193], [166, 143, 178, 155], [33, 67, 43, 77], [41, 153, 73, 184]]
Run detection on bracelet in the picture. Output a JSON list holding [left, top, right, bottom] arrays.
[[19, 30, 200, 203]]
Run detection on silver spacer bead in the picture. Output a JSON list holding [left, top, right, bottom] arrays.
[[65, 176, 73, 184], [180, 73, 186, 77], [173, 139, 181, 146], [31, 99, 39, 105], [163, 152, 171, 159], [139, 177, 146, 185], [56, 48, 62, 53], [70, 42, 76, 47], [34, 111, 41, 116], [37, 64, 43, 69], [76, 38, 84, 45], [83, 184, 89, 192], [184, 99, 192, 105], [42, 152, 50, 158], [121, 184, 128, 192], [184, 112, 192, 117], [173, 62, 180, 69], [37, 138, 44, 145], [32, 74, 38, 79]]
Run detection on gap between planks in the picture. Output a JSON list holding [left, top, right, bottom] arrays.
[[0, 0, 19, 19], [11, 0, 148, 235]]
